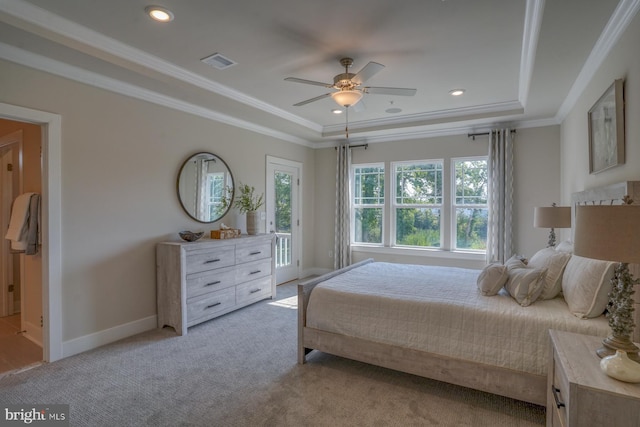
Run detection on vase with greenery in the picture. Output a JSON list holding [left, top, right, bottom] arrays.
[[229, 183, 264, 234]]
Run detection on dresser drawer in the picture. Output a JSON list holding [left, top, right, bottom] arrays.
[[236, 276, 272, 305], [236, 258, 272, 283], [186, 287, 235, 325], [186, 265, 236, 299], [185, 247, 235, 274], [236, 240, 272, 263], [552, 350, 570, 422]]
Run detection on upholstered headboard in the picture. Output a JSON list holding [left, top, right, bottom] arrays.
[[571, 181, 640, 343]]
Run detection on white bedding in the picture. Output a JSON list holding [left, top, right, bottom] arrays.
[[306, 262, 610, 376]]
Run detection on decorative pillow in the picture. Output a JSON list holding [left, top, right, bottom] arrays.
[[504, 267, 547, 306], [555, 240, 574, 254], [477, 263, 509, 296], [562, 255, 616, 318], [505, 255, 528, 270], [528, 248, 571, 300]]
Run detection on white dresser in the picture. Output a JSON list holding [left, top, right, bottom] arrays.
[[156, 234, 276, 335]]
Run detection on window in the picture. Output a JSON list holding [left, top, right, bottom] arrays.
[[453, 158, 488, 251], [353, 164, 384, 244], [205, 172, 226, 221], [393, 161, 443, 248]]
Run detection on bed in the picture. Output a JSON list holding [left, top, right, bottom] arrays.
[[298, 181, 640, 406]]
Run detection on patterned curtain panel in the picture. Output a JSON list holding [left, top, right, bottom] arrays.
[[334, 143, 352, 269], [486, 129, 514, 263]]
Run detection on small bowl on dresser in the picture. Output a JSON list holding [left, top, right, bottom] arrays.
[[178, 231, 204, 242]]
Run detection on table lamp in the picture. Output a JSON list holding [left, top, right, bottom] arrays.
[[534, 203, 571, 247], [574, 200, 640, 362]]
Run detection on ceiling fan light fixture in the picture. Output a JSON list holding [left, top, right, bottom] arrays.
[[145, 6, 174, 22], [449, 88, 465, 96], [331, 90, 363, 107]]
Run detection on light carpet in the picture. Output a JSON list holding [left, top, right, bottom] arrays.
[[0, 282, 545, 426]]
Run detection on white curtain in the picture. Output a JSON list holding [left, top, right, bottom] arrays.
[[334, 143, 352, 269], [486, 129, 514, 263]]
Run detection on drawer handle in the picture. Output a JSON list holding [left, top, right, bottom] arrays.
[[249, 251, 261, 255], [206, 302, 221, 309], [250, 288, 262, 294], [205, 281, 221, 287], [250, 270, 261, 275], [204, 258, 221, 264], [551, 386, 565, 408]]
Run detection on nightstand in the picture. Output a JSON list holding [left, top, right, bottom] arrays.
[[547, 330, 640, 427]]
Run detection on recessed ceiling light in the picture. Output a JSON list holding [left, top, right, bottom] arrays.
[[449, 89, 465, 96], [332, 109, 343, 114], [145, 6, 174, 22]]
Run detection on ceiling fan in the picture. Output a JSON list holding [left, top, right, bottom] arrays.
[[284, 57, 417, 110]]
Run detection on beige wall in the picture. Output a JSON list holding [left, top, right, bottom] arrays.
[[313, 125, 562, 270], [560, 13, 640, 217], [0, 119, 42, 340], [0, 59, 315, 343]]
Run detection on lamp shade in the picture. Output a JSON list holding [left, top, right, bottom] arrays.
[[533, 206, 571, 228], [574, 205, 640, 264], [331, 90, 363, 107]]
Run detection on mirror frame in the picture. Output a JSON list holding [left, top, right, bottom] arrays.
[[176, 152, 235, 223]]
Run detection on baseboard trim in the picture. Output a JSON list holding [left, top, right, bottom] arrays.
[[62, 315, 157, 358]]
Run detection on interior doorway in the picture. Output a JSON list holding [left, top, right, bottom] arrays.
[[0, 102, 63, 364], [266, 156, 302, 285]]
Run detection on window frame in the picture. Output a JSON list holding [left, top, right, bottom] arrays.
[[351, 162, 385, 246], [391, 159, 444, 249], [450, 156, 488, 253]]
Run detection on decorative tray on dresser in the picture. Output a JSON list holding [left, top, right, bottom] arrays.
[[547, 329, 640, 427], [156, 234, 276, 335]]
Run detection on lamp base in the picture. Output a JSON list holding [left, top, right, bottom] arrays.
[[596, 335, 640, 363]]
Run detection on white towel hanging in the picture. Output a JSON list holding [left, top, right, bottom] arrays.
[[5, 192, 36, 251]]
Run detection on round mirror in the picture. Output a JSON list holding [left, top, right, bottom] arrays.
[[177, 152, 234, 223]]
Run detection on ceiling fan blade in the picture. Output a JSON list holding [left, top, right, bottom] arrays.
[[284, 77, 333, 88], [352, 99, 366, 113], [293, 93, 332, 106], [364, 86, 417, 96], [352, 61, 385, 85]]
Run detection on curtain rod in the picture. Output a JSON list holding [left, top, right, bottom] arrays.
[[335, 143, 368, 150], [467, 129, 517, 141]]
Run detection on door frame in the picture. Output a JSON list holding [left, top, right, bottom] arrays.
[[0, 131, 23, 318], [0, 102, 62, 363], [266, 156, 302, 284]]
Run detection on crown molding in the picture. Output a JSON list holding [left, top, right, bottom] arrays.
[[0, 43, 315, 148], [322, 100, 524, 136], [0, 0, 322, 134], [555, 0, 640, 122], [519, 0, 545, 106]]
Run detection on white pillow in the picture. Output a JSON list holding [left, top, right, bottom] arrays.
[[555, 240, 574, 254], [528, 248, 571, 300], [477, 263, 509, 296], [561, 255, 616, 318], [504, 267, 547, 306], [505, 255, 527, 270]]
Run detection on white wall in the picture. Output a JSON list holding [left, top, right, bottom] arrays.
[[560, 13, 640, 211], [0, 59, 316, 349], [313, 126, 562, 271]]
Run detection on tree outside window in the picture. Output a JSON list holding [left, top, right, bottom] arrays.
[[453, 158, 488, 250], [393, 161, 443, 248], [353, 164, 384, 244]]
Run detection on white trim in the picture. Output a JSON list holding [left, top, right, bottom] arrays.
[[22, 319, 42, 347], [0, 0, 321, 134], [351, 245, 485, 262], [0, 102, 63, 362], [0, 43, 315, 148], [555, 0, 640, 122], [519, 0, 546, 106], [62, 315, 157, 359]]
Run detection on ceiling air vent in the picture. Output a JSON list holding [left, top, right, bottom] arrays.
[[201, 53, 237, 70]]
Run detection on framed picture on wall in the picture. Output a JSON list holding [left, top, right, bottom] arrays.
[[588, 79, 625, 174]]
